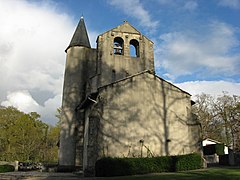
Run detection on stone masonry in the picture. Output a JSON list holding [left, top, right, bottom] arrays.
[[59, 17, 202, 176]]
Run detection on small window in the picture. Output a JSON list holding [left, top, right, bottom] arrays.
[[114, 37, 124, 55], [130, 39, 139, 57]]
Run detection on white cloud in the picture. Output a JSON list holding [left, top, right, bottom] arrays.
[[1, 90, 61, 125], [218, 0, 240, 9], [183, 1, 198, 11], [156, 21, 240, 80], [156, 0, 198, 11], [89, 31, 99, 48], [39, 93, 62, 125], [1, 90, 40, 113], [0, 0, 98, 125], [156, 0, 174, 5], [108, 0, 159, 30], [176, 81, 240, 99], [0, 0, 72, 124]]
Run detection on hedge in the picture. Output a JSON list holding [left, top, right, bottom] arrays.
[[173, 153, 203, 171], [95, 153, 202, 177], [0, 165, 15, 173]]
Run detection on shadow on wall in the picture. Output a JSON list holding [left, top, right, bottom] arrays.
[[59, 54, 201, 169], [93, 63, 201, 158], [59, 47, 97, 166]]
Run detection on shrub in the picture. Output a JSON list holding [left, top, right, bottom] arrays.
[[154, 156, 173, 172], [95, 153, 202, 177], [174, 153, 203, 171], [0, 165, 15, 173]]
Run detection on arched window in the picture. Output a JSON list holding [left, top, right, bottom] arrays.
[[114, 37, 124, 55], [129, 39, 139, 57]]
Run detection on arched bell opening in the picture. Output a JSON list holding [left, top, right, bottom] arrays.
[[114, 37, 124, 55], [129, 39, 140, 57]]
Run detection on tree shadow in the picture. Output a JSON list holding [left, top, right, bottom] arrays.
[[85, 63, 201, 161], [59, 47, 201, 175]]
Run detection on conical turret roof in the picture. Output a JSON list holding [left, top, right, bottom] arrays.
[[65, 16, 91, 52]]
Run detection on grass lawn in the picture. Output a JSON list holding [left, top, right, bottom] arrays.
[[98, 167, 240, 180]]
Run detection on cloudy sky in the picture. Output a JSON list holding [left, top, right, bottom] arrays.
[[0, 0, 239, 125]]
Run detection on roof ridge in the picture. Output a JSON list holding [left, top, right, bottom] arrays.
[[98, 70, 191, 96], [98, 70, 150, 90]]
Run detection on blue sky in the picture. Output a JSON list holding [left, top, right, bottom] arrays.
[[42, 0, 240, 83], [0, 0, 239, 125]]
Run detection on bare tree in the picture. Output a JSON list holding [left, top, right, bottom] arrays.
[[193, 93, 240, 151]]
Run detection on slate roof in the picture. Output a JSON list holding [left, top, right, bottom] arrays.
[[65, 16, 91, 52]]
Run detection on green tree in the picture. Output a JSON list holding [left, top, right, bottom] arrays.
[[0, 106, 60, 162], [43, 125, 60, 162], [0, 106, 24, 160], [37, 108, 61, 162]]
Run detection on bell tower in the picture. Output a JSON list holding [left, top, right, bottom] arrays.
[[96, 21, 155, 87]]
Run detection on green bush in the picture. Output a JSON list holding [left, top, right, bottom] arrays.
[[174, 153, 202, 171], [0, 165, 15, 173], [95, 153, 202, 177]]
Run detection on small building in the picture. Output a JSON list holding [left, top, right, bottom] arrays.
[[203, 138, 229, 154]]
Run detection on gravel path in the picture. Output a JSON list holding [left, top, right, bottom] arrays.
[[0, 171, 98, 180]]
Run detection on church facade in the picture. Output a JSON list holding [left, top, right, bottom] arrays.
[[59, 17, 201, 175]]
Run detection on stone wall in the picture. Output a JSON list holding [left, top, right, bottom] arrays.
[[96, 22, 154, 87], [59, 46, 97, 168], [95, 72, 198, 158]]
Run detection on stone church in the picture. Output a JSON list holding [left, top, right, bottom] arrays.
[[59, 17, 201, 175]]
